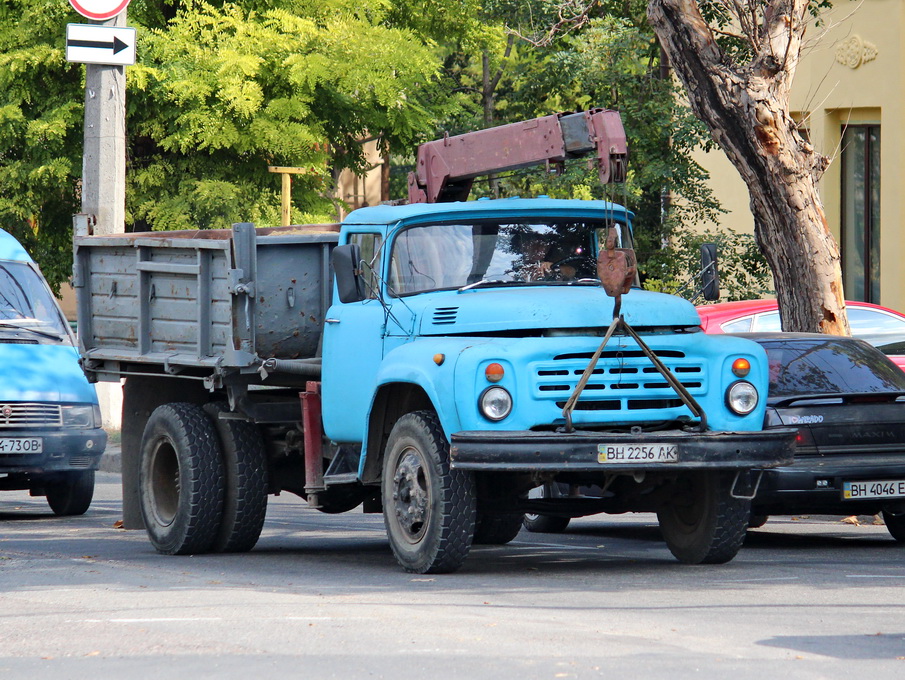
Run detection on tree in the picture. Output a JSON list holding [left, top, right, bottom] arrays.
[[647, 0, 849, 334]]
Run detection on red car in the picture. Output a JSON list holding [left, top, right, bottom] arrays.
[[697, 299, 905, 369]]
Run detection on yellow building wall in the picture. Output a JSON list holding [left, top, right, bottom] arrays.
[[693, 0, 905, 311]]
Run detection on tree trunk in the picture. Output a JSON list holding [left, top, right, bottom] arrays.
[[648, 0, 849, 335]]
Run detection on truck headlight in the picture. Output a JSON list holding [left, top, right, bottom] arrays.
[[726, 381, 758, 415], [61, 404, 101, 428], [479, 387, 512, 421]]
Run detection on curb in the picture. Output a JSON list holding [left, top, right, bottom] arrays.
[[99, 442, 122, 474]]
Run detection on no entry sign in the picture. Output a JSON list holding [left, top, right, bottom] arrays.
[[68, 0, 130, 20]]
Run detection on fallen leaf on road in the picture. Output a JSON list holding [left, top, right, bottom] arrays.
[[113, 520, 124, 529], [841, 516, 861, 525]]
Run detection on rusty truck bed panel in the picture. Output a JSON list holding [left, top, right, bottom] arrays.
[[74, 223, 338, 372]]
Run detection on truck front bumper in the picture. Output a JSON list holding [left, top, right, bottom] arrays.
[[450, 428, 797, 472]]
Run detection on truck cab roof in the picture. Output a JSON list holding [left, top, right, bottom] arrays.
[[342, 197, 634, 227]]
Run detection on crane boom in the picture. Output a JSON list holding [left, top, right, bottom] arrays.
[[407, 108, 627, 204]]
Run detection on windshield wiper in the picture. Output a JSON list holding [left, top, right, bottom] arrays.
[[0, 321, 66, 341], [458, 279, 519, 292]]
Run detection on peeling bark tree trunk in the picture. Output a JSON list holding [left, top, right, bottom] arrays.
[[648, 0, 849, 335]]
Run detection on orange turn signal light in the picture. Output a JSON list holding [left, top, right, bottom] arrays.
[[485, 362, 505, 383], [731, 358, 751, 377]]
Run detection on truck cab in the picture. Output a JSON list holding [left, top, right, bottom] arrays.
[[0, 229, 106, 514], [325, 198, 794, 571]]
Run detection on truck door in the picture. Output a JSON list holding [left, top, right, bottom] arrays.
[[321, 232, 387, 443]]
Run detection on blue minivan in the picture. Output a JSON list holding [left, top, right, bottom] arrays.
[[0, 228, 106, 514]]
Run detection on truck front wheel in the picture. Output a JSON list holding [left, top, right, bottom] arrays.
[[382, 411, 476, 574], [657, 471, 750, 564], [139, 403, 225, 555]]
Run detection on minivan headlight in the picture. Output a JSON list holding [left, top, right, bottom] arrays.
[[61, 404, 100, 428]]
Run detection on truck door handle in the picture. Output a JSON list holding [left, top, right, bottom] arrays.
[[325, 318, 340, 324]]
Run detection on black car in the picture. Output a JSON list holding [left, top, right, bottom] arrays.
[[523, 333, 905, 541], [739, 332, 905, 539]]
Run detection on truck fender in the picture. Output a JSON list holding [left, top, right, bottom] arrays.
[[359, 343, 465, 484]]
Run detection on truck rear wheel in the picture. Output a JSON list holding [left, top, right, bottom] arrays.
[[203, 403, 268, 553], [473, 511, 524, 545], [139, 403, 224, 555], [382, 411, 476, 574], [46, 470, 95, 516], [657, 471, 749, 564]]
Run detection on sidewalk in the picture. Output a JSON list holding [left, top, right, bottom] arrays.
[[99, 441, 121, 474]]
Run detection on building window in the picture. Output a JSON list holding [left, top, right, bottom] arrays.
[[841, 124, 880, 302]]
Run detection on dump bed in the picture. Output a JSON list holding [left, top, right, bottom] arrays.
[[74, 223, 338, 376]]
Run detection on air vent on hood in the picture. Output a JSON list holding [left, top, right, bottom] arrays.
[[432, 307, 459, 325]]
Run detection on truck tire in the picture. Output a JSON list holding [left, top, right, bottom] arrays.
[[139, 403, 225, 555], [382, 410, 476, 574], [473, 511, 524, 544], [46, 470, 95, 516], [203, 403, 268, 553], [882, 510, 905, 542], [657, 471, 750, 564], [523, 482, 571, 534]]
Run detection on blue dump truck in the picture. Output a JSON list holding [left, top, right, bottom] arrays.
[[74, 110, 795, 572], [0, 228, 106, 515]]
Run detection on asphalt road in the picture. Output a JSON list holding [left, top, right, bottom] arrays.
[[2, 472, 905, 679]]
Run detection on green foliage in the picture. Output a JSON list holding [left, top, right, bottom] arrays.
[[643, 226, 774, 302], [0, 0, 455, 288], [0, 1, 85, 293]]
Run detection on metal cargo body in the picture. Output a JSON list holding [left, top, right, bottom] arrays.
[[74, 223, 338, 372]]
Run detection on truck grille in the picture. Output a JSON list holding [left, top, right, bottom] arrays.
[[533, 349, 705, 415], [0, 403, 63, 428]]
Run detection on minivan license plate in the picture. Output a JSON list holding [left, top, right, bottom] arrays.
[[598, 443, 679, 463], [0, 437, 43, 454], [843, 479, 905, 500]]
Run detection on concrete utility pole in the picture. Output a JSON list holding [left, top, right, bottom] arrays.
[[80, 12, 127, 235]]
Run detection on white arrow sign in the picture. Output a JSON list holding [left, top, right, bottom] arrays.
[[66, 24, 136, 66]]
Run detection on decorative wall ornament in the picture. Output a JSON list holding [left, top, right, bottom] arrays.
[[836, 35, 879, 69]]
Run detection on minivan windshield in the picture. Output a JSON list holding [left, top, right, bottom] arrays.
[[387, 219, 632, 296], [0, 261, 71, 340]]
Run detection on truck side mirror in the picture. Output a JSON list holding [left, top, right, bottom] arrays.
[[700, 243, 720, 301], [333, 244, 366, 303]]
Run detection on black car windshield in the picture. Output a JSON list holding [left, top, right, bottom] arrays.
[[0, 261, 70, 339], [761, 338, 905, 397], [387, 219, 632, 296]]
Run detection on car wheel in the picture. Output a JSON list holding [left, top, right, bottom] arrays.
[[474, 511, 524, 545], [382, 411, 475, 573], [523, 482, 571, 533], [748, 514, 769, 529], [203, 403, 268, 553], [46, 470, 95, 516], [882, 509, 905, 542], [139, 403, 224, 555], [657, 471, 750, 564]]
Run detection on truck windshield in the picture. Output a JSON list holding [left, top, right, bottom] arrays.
[[388, 219, 632, 296], [0, 261, 71, 340]]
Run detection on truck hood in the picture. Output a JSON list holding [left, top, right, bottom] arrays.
[[416, 286, 701, 336], [0, 344, 98, 403]]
